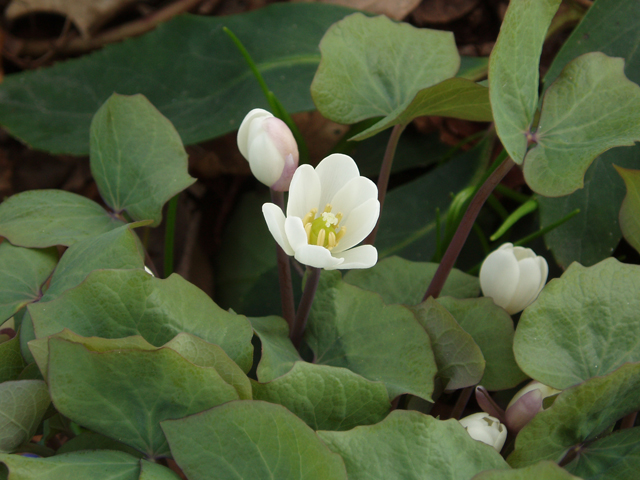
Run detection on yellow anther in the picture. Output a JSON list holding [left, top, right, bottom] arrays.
[[335, 212, 343, 223], [316, 229, 326, 247], [336, 226, 346, 242], [327, 232, 336, 250], [304, 222, 312, 242], [323, 204, 332, 213], [302, 208, 317, 227]]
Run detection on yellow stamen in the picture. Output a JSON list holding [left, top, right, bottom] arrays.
[[302, 208, 317, 227], [336, 226, 346, 242], [335, 212, 343, 223], [304, 222, 312, 242], [316, 229, 326, 247], [323, 204, 332, 213], [327, 232, 336, 250]]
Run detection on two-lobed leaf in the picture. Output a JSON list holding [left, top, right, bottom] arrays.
[[472, 461, 580, 480], [0, 336, 25, 384], [249, 316, 301, 382], [0, 380, 50, 453], [614, 165, 640, 255]]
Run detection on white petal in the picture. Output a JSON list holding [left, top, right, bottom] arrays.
[[329, 176, 378, 223], [237, 109, 271, 159], [248, 133, 285, 186], [315, 154, 360, 211], [331, 245, 378, 270], [284, 216, 309, 252], [287, 165, 321, 219], [512, 245, 536, 261], [294, 244, 343, 269], [536, 256, 549, 295], [262, 203, 294, 255], [332, 199, 380, 253], [479, 249, 519, 311], [505, 257, 542, 314]]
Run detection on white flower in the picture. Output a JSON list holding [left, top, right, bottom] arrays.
[[237, 108, 299, 191], [479, 243, 548, 314], [262, 153, 379, 270], [505, 380, 561, 432], [144, 266, 154, 276], [459, 412, 507, 452]]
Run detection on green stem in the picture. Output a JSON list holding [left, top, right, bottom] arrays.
[[494, 184, 531, 204], [271, 189, 296, 333], [423, 155, 515, 301], [490, 198, 538, 241], [365, 123, 407, 245], [514, 209, 580, 246], [164, 194, 178, 277], [290, 267, 321, 349]]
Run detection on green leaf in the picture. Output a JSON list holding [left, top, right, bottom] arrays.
[[0, 190, 124, 248], [0, 4, 357, 155], [318, 410, 509, 480], [539, 0, 640, 268], [472, 461, 580, 480], [344, 255, 479, 305], [90, 94, 195, 226], [311, 13, 459, 126], [0, 242, 57, 323], [564, 427, 640, 480], [514, 258, 640, 389], [249, 316, 301, 382], [0, 451, 140, 479], [615, 165, 640, 254], [0, 336, 25, 384], [0, 380, 50, 453], [307, 271, 437, 400], [29, 269, 254, 373], [523, 53, 640, 197], [46, 336, 241, 457], [438, 297, 527, 390], [352, 78, 492, 141], [409, 298, 485, 390], [57, 431, 144, 458], [508, 362, 640, 467], [162, 400, 348, 480], [252, 362, 389, 431], [139, 460, 182, 480], [489, 0, 561, 164]]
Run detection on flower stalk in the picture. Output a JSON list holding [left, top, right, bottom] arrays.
[[423, 154, 515, 301], [290, 267, 321, 349], [271, 189, 296, 332], [164, 194, 178, 277]]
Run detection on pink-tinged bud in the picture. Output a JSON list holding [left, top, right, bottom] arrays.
[[505, 381, 561, 432], [458, 412, 507, 452], [237, 109, 299, 191]]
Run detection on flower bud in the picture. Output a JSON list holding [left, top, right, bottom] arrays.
[[458, 412, 507, 452], [479, 243, 548, 314], [237, 108, 299, 191], [505, 381, 561, 432]]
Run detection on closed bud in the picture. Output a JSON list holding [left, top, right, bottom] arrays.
[[479, 243, 548, 314], [505, 381, 561, 432], [237, 108, 299, 191], [458, 412, 507, 452]]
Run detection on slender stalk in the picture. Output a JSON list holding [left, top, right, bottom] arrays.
[[423, 155, 516, 301], [621, 411, 638, 430], [290, 267, 322, 349], [450, 386, 474, 420], [164, 195, 179, 277], [365, 123, 407, 245], [271, 189, 296, 332], [513, 208, 580, 246]]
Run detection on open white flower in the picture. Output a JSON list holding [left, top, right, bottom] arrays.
[[459, 412, 507, 452], [262, 154, 379, 270]]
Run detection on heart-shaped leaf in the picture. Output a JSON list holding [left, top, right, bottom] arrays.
[[162, 400, 348, 480], [489, 0, 561, 164], [514, 258, 640, 389], [0, 241, 57, 323], [90, 94, 195, 226], [0, 336, 25, 383], [472, 461, 580, 480], [249, 316, 301, 382], [306, 271, 437, 401], [318, 410, 509, 480], [0, 380, 50, 453], [0, 190, 124, 248], [508, 362, 640, 467], [311, 13, 460, 127], [252, 362, 389, 431], [615, 165, 640, 255]]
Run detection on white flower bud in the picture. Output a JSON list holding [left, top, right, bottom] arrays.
[[505, 380, 561, 432], [479, 243, 548, 314], [237, 108, 299, 191], [459, 412, 507, 452]]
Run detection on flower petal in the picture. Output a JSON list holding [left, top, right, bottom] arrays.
[[332, 198, 380, 253], [284, 216, 309, 253], [249, 133, 285, 186], [479, 248, 519, 311], [505, 257, 542, 314], [262, 203, 293, 255], [329, 176, 378, 223], [294, 244, 343, 269], [536, 256, 549, 295], [237, 109, 271, 159], [331, 245, 378, 270], [287, 165, 321, 219], [315, 154, 360, 211]]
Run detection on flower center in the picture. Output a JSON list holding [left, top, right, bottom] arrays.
[[302, 204, 346, 250]]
